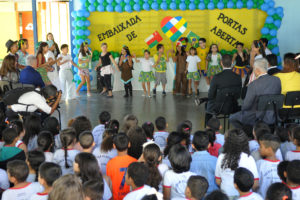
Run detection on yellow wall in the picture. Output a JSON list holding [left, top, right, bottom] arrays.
[[0, 3, 18, 60]]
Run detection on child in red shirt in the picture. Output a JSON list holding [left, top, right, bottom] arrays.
[[207, 129, 222, 157]]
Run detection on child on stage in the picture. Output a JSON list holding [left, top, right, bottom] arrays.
[[172, 44, 187, 96], [16, 39, 29, 69], [153, 44, 170, 96], [197, 38, 210, 85], [118, 46, 133, 97], [186, 47, 201, 97], [133, 50, 155, 98], [232, 42, 249, 78], [206, 44, 222, 84], [77, 42, 92, 97]]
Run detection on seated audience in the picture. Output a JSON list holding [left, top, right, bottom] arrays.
[[266, 54, 281, 75], [0, 55, 19, 83], [185, 176, 208, 200]]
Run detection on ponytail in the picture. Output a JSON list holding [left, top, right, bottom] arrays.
[[206, 129, 216, 147], [62, 135, 70, 168], [59, 128, 76, 169], [100, 129, 116, 152]]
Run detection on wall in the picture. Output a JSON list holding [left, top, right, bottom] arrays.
[[275, 0, 300, 56]]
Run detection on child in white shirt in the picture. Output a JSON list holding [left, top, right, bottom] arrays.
[[0, 168, 10, 191], [184, 176, 208, 200], [134, 50, 155, 97], [37, 131, 54, 162], [265, 182, 293, 200], [57, 44, 80, 101], [29, 162, 62, 200], [207, 118, 224, 146], [124, 162, 162, 200], [92, 111, 111, 147], [285, 160, 300, 200], [256, 134, 281, 198], [26, 150, 45, 183], [2, 160, 43, 200], [153, 116, 169, 151], [163, 144, 195, 199], [234, 167, 263, 200], [285, 126, 300, 161], [186, 47, 201, 97], [53, 128, 80, 175]]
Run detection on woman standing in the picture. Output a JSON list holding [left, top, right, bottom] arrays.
[[172, 44, 187, 96], [118, 46, 133, 97]]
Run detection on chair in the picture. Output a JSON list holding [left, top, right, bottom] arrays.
[[0, 80, 11, 100], [210, 86, 241, 132], [257, 94, 285, 127], [280, 91, 300, 124]]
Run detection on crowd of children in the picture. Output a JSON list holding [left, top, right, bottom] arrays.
[[1, 110, 300, 200]]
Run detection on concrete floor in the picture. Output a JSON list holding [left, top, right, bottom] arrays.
[[55, 91, 207, 132]]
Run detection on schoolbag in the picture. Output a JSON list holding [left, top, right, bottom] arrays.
[[3, 87, 41, 106]]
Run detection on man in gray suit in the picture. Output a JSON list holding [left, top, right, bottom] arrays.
[[229, 58, 281, 128]]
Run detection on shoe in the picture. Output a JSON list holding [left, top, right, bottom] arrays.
[[100, 90, 107, 95], [142, 94, 146, 97], [162, 91, 166, 96], [106, 95, 113, 98], [87, 93, 92, 97], [148, 95, 152, 98], [195, 98, 201, 106], [152, 88, 156, 96], [124, 94, 129, 97]]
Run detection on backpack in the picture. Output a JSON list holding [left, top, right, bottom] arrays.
[[3, 87, 41, 106]]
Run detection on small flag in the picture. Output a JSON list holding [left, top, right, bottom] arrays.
[[187, 31, 200, 43], [145, 31, 163, 48]]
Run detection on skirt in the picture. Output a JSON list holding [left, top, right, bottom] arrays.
[[207, 65, 222, 77], [232, 66, 249, 78], [36, 67, 51, 84], [187, 71, 200, 81], [139, 71, 155, 82]]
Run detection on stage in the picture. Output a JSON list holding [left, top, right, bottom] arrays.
[[55, 91, 207, 132]]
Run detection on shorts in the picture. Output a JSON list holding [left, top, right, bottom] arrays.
[[187, 71, 200, 81], [155, 72, 167, 85], [79, 68, 90, 76], [200, 70, 207, 77]]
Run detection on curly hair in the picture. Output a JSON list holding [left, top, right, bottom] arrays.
[[221, 129, 250, 170]]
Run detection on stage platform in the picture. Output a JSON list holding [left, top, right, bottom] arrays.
[[55, 91, 207, 132]]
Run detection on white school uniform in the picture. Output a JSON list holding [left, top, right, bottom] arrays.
[[28, 136, 38, 151], [216, 132, 225, 146], [249, 140, 260, 153], [44, 151, 54, 162], [153, 131, 169, 151], [158, 163, 169, 193], [285, 150, 300, 161], [45, 50, 61, 90], [26, 173, 36, 182], [123, 185, 159, 200], [186, 55, 201, 72], [215, 152, 259, 197], [251, 149, 283, 161], [289, 185, 300, 200], [281, 141, 296, 160], [163, 170, 195, 199], [53, 148, 80, 175], [237, 192, 263, 200], [15, 140, 25, 148], [92, 124, 106, 147], [57, 54, 76, 100], [139, 58, 154, 72], [256, 159, 281, 198], [0, 169, 9, 191], [92, 148, 117, 175], [2, 182, 43, 200], [29, 192, 48, 200]]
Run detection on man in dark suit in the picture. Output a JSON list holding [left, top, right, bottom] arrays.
[[266, 54, 281, 75], [229, 58, 282, 128], [205, 54, 242, 124]]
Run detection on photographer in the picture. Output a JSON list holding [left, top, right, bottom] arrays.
[[4, 85, 62, 121]]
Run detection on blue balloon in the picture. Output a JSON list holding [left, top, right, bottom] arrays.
[[72, 39, 77, 45], [115, 5, 123, 12], [125, 5, 132, 12], [236, 1, 243, 9], [80, 0, 86, 4], [84, 30, 91, 36], [151, 2, 159, 10], [88, 5, 96, 12], [106, 4, 114, 12], [179, 3, 186, 10], [277, 56, 282, 64], [170, 2, 176, 10], [161, 2, 168, 10], [88, 0, 95, 3], [227, 1, 234, 8], [134, 0, 139, 3], [89, 75, 93, 81], [97, 5, 105, 11], [189, 3, 196, 10], [74, 57, 78, 63], [83, 11, 90, 18], [74, 74, 80, 82], [261, 4, 269, 11], [261, 27, 269, 35], [279, 12, 284, 18], [217, 2, 224, 9], [107, 0, 113, 3], [71, 11, 77, 18], [272, 47, 279, 54], [143, 3, 150, 10], [274, 20, 281, 28], [276, 7, 283, 14], [124, 0, 130, 3], [268, 1, 275, 8], [133, 4, 140, 11], [73, 67, 78, 73], [207, 2, 214, 9], [198, 2, 205, 10], [72, 21, 77, 27], [77, 29, 84, 36], [247, 0, 253, 9], [270, 29, 277, 36], [97, 0, 104, 3], [77, 39, 84, 45], [116, 0, 122, 3], [270, 38, 278, 45], [267, 8, 275, 15], [73, 48, 79, 55], [77, 10, 85, 17], [85, 20, 91, 26], [266, 16, 274, 23], [76, 20, 84, 26]]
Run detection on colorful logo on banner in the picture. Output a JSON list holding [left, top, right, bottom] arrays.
[[161, 16, 187, 42], [145, 31, 163, 48]]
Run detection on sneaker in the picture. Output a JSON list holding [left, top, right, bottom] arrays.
[[162, 91, 166, 96], [148, 95, 152, 98], [87, 93, 92, 97], [195, 98, 201, 106], [153, 88, 156, 96]]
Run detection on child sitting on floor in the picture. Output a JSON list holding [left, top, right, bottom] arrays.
[[79, 131, 95, 153], [153, 116, 169, 151], [92, 111, 111, 147], [185, 176, 208, 200], [265, 183, 292, 200], [285, 160, 300, 200], [285, 126, 300, 161]]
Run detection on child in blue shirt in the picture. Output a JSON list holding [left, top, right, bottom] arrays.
[[153, 116, 169, 150], [190, 131, 218, 194]]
